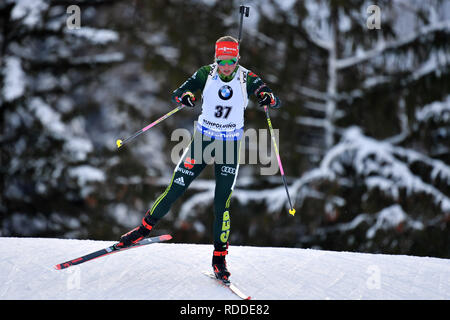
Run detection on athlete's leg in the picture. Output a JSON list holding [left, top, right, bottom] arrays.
[[118, 131, 207, 246], [144, 130, 207, 226], [213, 139, 241, 248], [211, 139, 240, 280]]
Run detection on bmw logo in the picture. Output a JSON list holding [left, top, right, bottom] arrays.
[[218, 85, 233, 100]]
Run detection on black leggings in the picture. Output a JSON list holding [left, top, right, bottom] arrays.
[[145, 130, 240, 250]]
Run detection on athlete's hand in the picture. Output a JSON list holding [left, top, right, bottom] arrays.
[[181, 91, 196, 107], [258, 91, 275, 107]]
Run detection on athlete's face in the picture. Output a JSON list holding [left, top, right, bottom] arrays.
[[216, 55, 239, 76]]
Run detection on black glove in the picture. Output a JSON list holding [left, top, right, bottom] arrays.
[[258, 91, 275, 107], [181, 91, 196, 107]]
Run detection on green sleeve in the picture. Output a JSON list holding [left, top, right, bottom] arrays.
[[171, 65, 213, 104], [246, 71, 281, 108]]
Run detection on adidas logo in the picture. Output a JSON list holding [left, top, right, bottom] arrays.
[[174, 176, 185, 186]]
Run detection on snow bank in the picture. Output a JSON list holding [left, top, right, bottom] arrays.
[[0, 237, 449, 300]]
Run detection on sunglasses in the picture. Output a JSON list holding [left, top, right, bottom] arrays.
[[216, 58, 238, 66]]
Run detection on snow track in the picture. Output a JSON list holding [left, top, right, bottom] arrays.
[[0, 237, 449, 300]]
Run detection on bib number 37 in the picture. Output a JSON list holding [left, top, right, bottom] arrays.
[[215, 105, 232, 119]]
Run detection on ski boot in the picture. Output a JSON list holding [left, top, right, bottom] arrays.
[[116, 216, 154, 248], [212, 249, 231, 284]]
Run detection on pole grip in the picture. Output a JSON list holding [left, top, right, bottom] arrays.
[[238, 6, 250, 44]]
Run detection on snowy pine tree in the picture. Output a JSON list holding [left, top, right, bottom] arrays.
[[1, 0, 123, 237]]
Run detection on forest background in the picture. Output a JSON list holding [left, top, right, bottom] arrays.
[[1, 0, 449, 258]]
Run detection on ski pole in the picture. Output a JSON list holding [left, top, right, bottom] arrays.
[[263, 105, 296, 216], [236, 6, 294, 215], [116, 104, 185, 149], [238, 5, 250, 46]]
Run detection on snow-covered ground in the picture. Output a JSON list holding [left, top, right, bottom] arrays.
[[0, 237, 449, 300]]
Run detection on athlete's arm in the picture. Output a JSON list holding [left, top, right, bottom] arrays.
[[171, 65, 213, 104], [246, 71, 281, 109]]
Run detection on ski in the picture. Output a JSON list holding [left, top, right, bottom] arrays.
[[202, 271, 251, 300], [54, 234, 172, 270]]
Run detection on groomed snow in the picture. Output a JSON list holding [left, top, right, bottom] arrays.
[[0, 237, 449, 300]]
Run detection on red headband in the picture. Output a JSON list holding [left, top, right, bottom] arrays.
[[215, 41, 239, 58]]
